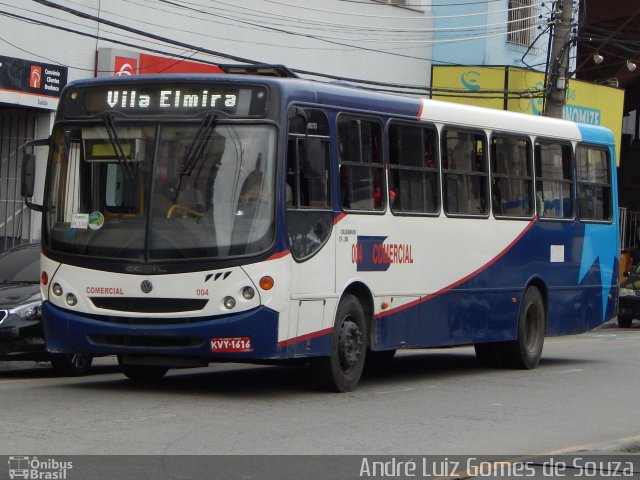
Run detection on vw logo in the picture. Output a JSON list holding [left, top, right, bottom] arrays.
[[140, 280, 153, 294]]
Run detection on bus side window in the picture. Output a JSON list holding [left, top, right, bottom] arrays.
[[286, 107, 333, 261], [442, 128, 488, 216], [337, 115, 384, 211], [535, 141, 574, 219], [490, 135, 534, 218], [388, 122, 439, 214], [576, 145, 611, 221]]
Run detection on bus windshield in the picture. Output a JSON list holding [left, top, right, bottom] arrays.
[[44, 120, 277, 261]]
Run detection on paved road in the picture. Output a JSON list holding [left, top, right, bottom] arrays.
[[0, 320, 639, 456]]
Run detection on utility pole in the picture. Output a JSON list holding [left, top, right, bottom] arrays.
[[544, 0, 574, 118]]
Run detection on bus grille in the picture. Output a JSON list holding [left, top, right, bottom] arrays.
[[89, 297, 208, 313], [89, 335, 203, 348]]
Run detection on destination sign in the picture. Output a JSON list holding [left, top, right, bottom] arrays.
[[61, 83, 268, 117]]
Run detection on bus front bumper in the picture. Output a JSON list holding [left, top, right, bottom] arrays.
[[42, 301, 281, 361]]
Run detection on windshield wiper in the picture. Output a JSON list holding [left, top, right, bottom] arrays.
[[102, 112, 134, 180], [172, 112, 217, 203], [182, 112, 218, 176]]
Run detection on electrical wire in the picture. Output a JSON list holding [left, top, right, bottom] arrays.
[[1, 1, 552, 98], [190, 0, 542, 22]]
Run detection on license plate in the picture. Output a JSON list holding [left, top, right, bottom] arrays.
[[210, 337, 252, 352]]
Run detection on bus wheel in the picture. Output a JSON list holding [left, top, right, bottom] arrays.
[[51, 353, 93, 376], [118, 358, 169, 381], [312, 294, 367, 392], [502, 286, 545, 369], [618, 315, 633, 328]]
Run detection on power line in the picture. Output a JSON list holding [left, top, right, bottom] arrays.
[[335, 0, 506, 6], [4, 1, 549, 99], [31, 0, 432, 62]]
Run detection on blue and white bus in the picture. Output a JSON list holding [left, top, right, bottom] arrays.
[[22, 69, 619, 391]]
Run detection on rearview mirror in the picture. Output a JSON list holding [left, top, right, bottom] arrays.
[[21, 137, 50, 212], [21, 153, 36, 198]]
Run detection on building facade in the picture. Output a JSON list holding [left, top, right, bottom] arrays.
[[0, 0, 434, 249]]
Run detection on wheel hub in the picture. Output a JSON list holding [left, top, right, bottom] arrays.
[[338, 319, 363, 372]]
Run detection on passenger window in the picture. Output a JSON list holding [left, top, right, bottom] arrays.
[[286, 108, 333, 261], [491, 135, 534, 218], [576, 145, 611, 221], [388, 123, 439, 214], [338, 116, 384, 211], [442, 128, 488, 215], [535, 141, 573, 219]]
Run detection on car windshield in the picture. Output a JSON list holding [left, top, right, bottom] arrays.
[[44, 121, 277, 261], [0, 245, 39, 283]]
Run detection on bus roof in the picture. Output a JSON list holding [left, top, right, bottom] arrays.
[[63, 73, 614, 145]]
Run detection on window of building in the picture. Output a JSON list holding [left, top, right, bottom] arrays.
[[576, 145, 611, 221], [388, 122, 439, 214], [491, 135, 534, 218], [442, 128, 488, 216], [338, 115, 384, 211], [507, 0, 536, 48], [534, 141, 573, 219]]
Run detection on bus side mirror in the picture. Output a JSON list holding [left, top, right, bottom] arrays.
[[21, 153, 36, 198], [21, 138, 50, 212]]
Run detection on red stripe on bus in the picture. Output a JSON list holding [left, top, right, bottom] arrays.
[[277, 327, 333, 348], [267, 250, 290, 261], [375, 217, 538, 319], [333, 213, 346, 224]]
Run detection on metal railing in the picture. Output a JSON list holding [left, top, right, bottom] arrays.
[[619, 207, 640, 252]]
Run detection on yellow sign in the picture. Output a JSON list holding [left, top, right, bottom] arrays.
[[431, 66, 625, 163], [431, 66, 506, 110]]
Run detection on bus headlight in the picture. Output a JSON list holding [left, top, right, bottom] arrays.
[[242, 287, 255, 300], [223, 296, 236, 310], [52, 283, 63, 296], [65, 293, 78, 307]]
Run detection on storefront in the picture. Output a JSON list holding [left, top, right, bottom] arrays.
[[0, 54, 68, 250]]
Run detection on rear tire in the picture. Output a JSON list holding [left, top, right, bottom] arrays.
[[501, 286, 545, 369], [312, 294, 367, 392], [618, 315, 633, 328]]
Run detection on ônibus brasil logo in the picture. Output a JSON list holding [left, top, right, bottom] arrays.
[[8, 456, 73, 480]]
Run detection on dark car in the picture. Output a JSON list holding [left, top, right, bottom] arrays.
[[0, 243, 92, 375], [618, 263, 640, 328]]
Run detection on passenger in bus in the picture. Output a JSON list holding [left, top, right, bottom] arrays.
[[492, 178, 503, 215], [286, 181, 294, 207], [339, 166, 351, 208], [238, 153, 264, 204]]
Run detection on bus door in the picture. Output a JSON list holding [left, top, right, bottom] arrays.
[[285, 107, 335, 345]]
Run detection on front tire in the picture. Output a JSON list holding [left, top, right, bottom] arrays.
[[502, 286, 545, 369], [118, 357, 169, 381], [312, 294, 367, 392], [50, 353, 93, 376]]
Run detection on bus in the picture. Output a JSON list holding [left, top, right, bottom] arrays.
[[21, 68, 619, 392]]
